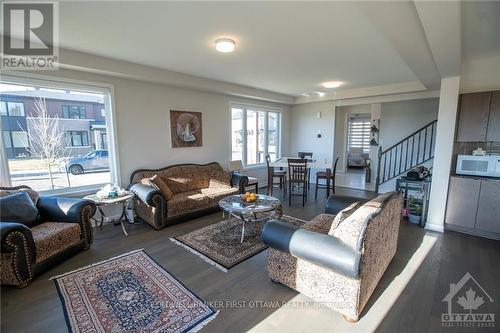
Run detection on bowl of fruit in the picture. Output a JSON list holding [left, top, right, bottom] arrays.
[[241, 192, 258, 203]]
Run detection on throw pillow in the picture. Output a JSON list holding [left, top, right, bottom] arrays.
[[151, 176, 174, 200], [0, 192, 39, 227], [328, 201, 362, 236]]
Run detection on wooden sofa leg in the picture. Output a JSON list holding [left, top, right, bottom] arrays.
[[342, 315, 358, 323]]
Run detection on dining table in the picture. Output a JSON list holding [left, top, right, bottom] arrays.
[[268, 157, 336, 197]]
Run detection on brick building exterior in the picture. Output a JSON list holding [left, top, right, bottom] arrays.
[[0, 90, 106, 159]]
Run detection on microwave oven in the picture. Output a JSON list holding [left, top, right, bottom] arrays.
[[456, 154, 500, 177]]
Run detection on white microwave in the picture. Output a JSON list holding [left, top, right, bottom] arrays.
[[456, 154, 500, 177]]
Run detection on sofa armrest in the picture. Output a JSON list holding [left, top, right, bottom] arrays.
[[37, 197, 96, 248], [0, 221, 36, 286], [262, 220, 361, 279], [129, 183, 163, 205], [231, 172, 249, 193], [325, 194, 368, 215]]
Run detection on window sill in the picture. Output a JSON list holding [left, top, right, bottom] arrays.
[[38, 184, 106, 198], [243, 164, 267, 170]]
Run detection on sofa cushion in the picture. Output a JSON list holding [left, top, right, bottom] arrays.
[[161, 165, 212, 194], [328, 201, 363, 236], [0, 187, 39, 205], [200, 187, 239, 200], [31, 222, 81, 263], [332, 192, 396, 250], [302, 214, 336, 234], [208, 169, 232, 188], [167, 191, 214, 218], [151, 175, 174, 200], [0, 192, 39, 227]]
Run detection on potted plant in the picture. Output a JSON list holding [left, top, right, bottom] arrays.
[[407, 196, 423, 224]]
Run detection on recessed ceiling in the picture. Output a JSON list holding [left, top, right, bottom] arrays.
[[55, 1, 422, 96]]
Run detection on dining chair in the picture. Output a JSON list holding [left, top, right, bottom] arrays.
[[265, 154, 287, 196], [297, 152, 313, 189], [287, 158, 308, 206], [315, 156, 340, 199], [228, 160, 259, 193]]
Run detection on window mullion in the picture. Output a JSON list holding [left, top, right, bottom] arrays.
[[242, 108, 248, 166]]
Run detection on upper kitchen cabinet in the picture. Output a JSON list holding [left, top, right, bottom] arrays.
[[456, 92, 492, 142], [486, 91, 500, 142]]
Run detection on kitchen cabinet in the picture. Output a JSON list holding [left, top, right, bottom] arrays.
[[486, 91, 500, 142], [445, 176, 480, 228], [456, 92, 492, 142], [475, 178, 500, 234], [445, 176, 500, 240]]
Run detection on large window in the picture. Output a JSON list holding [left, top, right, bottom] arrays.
[[231, 104, 281, 166], [0, 80, 115, 193], [62, 105, 86, 119], [65, 131, 89, 147], [347, 115, 371, 153]]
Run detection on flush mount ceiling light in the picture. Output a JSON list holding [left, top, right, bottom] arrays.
[[314, 91, 326, 97], [321, 81, 343, 89], [215, 38, 236, 53]]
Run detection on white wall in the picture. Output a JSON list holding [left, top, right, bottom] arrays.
[[25, 68, 291, 187], [379, 98, 439, 149], [289, 101, 335, 162]]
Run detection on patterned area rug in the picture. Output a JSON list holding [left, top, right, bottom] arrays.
[[53, 250, 217, 333], [170, 215, 305, 272]]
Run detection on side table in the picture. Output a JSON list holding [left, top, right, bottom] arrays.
[[84, 192, 135, 236]]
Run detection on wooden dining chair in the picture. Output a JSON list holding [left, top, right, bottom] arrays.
[[265, 154, 287, 196], [297, 152, 313, 189], [288, 158, 308, 206], [315, 156, 339, 199]]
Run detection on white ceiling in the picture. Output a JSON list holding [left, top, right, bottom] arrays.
[[55, 1, 423, 96], [6, 1, 499, 98]]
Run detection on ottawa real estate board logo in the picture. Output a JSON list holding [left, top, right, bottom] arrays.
[[1, 1, 59, 70], [442, 272, 495, 328]]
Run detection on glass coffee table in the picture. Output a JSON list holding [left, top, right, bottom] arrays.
[[84, 191, 135, 236], [219, 194, 282, 243]]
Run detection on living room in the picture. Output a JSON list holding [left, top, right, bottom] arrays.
[[1, 1, 499, 333]]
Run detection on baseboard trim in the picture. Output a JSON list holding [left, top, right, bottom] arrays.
[[425, 223, 444, 233]]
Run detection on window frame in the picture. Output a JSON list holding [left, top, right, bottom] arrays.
[[230, 102, 282, 168], [6, 101, 25, 116], [65, 130, 90, 147], [0, 72, 121, 196], [61, 105, 86, 119]]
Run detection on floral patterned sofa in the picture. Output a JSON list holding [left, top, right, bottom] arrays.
[[262, 191, 403, 322], [129, 162, 248, 230]]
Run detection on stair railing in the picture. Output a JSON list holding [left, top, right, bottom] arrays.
[[375, 120, 437, 192]]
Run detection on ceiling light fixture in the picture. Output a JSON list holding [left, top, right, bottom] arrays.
[[215, 38, 236, 53], [315, 91, 326, 97], [321, 81, 343, 89]]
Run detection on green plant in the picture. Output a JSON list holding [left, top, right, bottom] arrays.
[[408, 196, 423, 216]]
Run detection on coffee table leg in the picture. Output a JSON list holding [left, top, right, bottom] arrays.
[[240, 219, 245, 244], [118, 203, 128, 236], [98, 206, 105, 228]]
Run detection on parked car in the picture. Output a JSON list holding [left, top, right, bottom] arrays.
[[61, 150, 109, 175]]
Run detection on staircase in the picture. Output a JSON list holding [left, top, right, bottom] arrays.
[[375, 120, 437, 192]]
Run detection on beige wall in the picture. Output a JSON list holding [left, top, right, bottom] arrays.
[[30, 68, 291, 186]]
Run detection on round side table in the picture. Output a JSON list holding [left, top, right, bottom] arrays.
[[84, 192, 135, 236]]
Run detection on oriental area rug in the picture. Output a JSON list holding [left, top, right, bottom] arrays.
[[170, 215, 305, 272], [53, 250, 217, 333]]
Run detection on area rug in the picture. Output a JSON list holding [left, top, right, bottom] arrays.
[[52, 249, 218, 333], [170, 215, 305, 272]]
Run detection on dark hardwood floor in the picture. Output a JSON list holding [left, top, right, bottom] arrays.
[[1, 186, 499, 333]]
